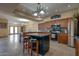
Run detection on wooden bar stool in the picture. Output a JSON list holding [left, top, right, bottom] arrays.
[[30, 39, 39, 56], [23, 36, 31, 55]]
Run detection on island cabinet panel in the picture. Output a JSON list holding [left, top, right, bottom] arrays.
[[31, 35, 50, 55]]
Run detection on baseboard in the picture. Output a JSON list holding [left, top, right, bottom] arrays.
[[68, 45, 75, 48], [0, 36, 8, 38]]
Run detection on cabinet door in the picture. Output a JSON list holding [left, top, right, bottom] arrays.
[[75, 40, 79, 56], [58, 33, 68, 44]]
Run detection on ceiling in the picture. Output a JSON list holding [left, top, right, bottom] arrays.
[[0, 3, 79, 22], [20, 3, 79, 16]]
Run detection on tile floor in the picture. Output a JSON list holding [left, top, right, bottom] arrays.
[[0, 34, 23, 56], [45, 40, 75, 56], [0, 34, 75, 56]]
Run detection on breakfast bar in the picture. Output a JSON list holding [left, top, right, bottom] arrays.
[[23, 32, 50, 55]]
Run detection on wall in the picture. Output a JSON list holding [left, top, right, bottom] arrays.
[[0, 18, 8, 37], [25, 21, 38, 32], [39, 8, 79, 23]]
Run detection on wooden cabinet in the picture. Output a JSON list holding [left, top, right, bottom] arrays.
[[38, 18, 70, 30], [58, 33, 68, 44], [75, 39, 79, 56]]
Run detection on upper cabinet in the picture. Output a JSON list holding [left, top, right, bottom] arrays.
[[38, 18, 70, 31]]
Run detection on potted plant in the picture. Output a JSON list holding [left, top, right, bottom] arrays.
[[72, 13, 79, 36], [72, 13, 79, 22]]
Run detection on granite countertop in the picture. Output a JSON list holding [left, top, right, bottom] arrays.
[[74, 36, 79, 40], [27, 33, 50, 37]]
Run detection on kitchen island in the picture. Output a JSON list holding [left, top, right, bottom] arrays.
[[23, 32, 50, 55]]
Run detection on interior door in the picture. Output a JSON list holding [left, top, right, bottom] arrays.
[[10, 26, 14, 34], [14, 27, 18, 34], [9, 26, 20, 34]]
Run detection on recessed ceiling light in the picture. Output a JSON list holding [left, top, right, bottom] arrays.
[[55, 10, 58, 12], [46, 7, 48, 9], [67, 5, 71, 7]]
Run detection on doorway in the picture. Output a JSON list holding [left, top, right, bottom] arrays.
[[9, 26, 20, 34]]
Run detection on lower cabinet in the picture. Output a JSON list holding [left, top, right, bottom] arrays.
[[58, 33, 68, 44], [75, 39, 79, 56]]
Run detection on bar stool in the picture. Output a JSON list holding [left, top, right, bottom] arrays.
[[23, 36, 31, 54], [30, 39, 39, 56]]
